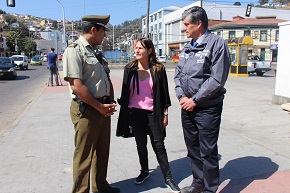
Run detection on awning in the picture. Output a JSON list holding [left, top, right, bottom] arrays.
[[270, 44, 278, 50]]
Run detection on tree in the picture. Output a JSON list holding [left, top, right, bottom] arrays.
[[0, 9, 6, 14], [3, 14, 17, 25], [52, 20, 58, 28], [24, 38, 37, 56], [259, 0, 269, 5]]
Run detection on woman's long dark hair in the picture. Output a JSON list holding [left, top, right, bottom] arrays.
[[128, 37, 163, 73]]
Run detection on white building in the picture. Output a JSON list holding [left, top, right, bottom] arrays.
[[141, 6, 180, 56], [163, 1, 290, 57], [273, 21, 290, 104]]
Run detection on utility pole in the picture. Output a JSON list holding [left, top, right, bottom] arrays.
[[113, 25, 115, 50], [56, 0, 66, 51], [146, 0, 150, 38], [84, 0, 86, 15]]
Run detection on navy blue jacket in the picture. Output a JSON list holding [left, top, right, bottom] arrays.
[[174, 32, 230, 107]]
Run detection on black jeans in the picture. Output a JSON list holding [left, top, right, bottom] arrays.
[[129, 108, 172, 181], [181, 102, 223, 193]]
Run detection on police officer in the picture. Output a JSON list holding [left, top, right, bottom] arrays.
[[174, 7, 230, 193], [63, 15, 119, 193]]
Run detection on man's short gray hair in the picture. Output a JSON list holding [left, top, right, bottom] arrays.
[[182, 6, 208, 30]]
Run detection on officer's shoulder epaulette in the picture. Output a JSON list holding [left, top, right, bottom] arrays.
[[68, 42, 78, 48]]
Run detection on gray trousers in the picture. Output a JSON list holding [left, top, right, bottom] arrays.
[[48, 66, 59, 85]]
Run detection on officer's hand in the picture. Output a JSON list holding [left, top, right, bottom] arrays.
[[100, 103, 117, 117]]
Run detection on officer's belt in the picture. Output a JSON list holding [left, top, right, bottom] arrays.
[[96, 96, 110, 104]]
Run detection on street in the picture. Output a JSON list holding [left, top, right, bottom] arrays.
[[1, 65, 290, 192], [0, 63, 49, 140]]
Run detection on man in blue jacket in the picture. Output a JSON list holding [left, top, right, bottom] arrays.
[[47, 47, 59, 86], [174, 6, 230, 193]]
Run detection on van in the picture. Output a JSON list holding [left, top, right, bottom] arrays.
[[158, 55, 166, 63], [11, 55, 29, 70]]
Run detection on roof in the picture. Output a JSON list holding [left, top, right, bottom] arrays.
[[209, 16, 287, 30]]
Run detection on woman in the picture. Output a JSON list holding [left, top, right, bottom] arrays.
[[116, 38, 180, 193]]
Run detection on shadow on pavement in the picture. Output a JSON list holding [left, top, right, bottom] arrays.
[[112, 157, 191, 193], [219, 156, 278, 193]]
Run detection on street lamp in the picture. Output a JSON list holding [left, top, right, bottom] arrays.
[[56, 0, 66, 51]]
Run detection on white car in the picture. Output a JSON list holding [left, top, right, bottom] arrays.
[[42, 55, 48, 62], [158, 56, 166, 63], [11, 55, 29, 70]]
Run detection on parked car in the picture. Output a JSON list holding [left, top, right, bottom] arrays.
[[58, 53, 63, 60], [172, 55, 179, 63], [247, 55, 271, 76], [42, 55, 48, 62], [157, 55, 166, 63], [11, 55, 29, 70], [0, 57, 17, 80], [31, 56, 42, 65]]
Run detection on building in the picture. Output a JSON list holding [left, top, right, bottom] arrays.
[[273, 21, 290, 104], [141, 6, 181, 56], [209, 16, 286, 61], [163, 1, 290, 58]]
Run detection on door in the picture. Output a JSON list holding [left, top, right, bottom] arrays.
[[260, 48, 265, 61]]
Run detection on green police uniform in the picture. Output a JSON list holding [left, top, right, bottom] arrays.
[[63, 15, 116, 193]]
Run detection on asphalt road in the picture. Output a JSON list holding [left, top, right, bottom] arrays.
[[0, 62, 49, 139]]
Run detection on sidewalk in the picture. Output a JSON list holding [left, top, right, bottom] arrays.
[[0, 68, 290, 193]]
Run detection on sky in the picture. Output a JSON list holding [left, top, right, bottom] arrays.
[[0, 0, 257, 25]]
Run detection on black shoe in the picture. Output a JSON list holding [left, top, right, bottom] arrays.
[[98, 185, 120, 193], [181, 184, 203, 193], [134, 170, 149, 184], [165, 178, 181, 192]]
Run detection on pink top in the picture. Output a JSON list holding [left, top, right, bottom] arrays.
[[128, 76, 154, 111]]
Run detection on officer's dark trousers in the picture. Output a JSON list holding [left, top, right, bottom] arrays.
[[181, 102, 223, 193], [129, 108, 172, 181], [70, 100, 111, 193]]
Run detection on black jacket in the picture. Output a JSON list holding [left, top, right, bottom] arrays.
[[116, 62, 171, 140]]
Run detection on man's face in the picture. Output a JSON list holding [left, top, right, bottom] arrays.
[[93, 26, 106, 45], [183, 16, 201, 40]]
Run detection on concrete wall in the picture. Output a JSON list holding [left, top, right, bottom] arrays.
[[272, 21, 290, 104]]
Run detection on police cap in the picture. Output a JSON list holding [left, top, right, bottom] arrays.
[[82, 15, 110, 31]]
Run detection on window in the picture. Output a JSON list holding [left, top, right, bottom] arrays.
[[275, 30, 279, 41], [252, 30, 259, 39], [229, 31, 236, 39], [159, 33, 162, 41], [154, 24, 157, 31], [150, 16, 153, 22], [260, 30, 267, 42], [217, 31, 221, 36], [159, 22, 162, 30], [154, 14, 157, 21], [244, 30, 250, 36], [159, 12, 162, 19], [150, 26, 153, 32]]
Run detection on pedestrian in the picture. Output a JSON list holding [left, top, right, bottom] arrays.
[[62, 15, 120, 193], [174, 6, 231, 193], [116, 37, 181, 193], [47, 47, 59, 86]]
